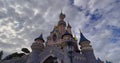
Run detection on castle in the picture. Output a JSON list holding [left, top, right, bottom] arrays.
[[0, 12, 103, 63]]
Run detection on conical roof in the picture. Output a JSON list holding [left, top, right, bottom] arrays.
[[59, 11, 66, 20], [58, 11, 66, 26], [97, 58, 102, 63], [79, 30, 89, 44], [67, 23, 71, 28], [34, 34, 45, 42]]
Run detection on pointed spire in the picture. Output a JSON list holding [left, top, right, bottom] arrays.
[[60, 9, 63, 15], [67, 22, 71, 28], [39, 34, 43, 39], [97, 58, 102, 63], [34, 33, 45, 42], [59, 10, 66, 20], [79, 29, 89, 44], [60, 9, 62, 14], [58, 11, 66, 26]]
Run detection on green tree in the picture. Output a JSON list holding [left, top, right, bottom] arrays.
[[21, 48, 30, 53], [3, 52, 25, 60], [2, 48, 30, 61], [0, 51, 3, 60]]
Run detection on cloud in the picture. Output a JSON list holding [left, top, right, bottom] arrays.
[[0, 0, 120, 63]]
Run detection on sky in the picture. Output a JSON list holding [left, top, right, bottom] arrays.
[[0, 0, 120, 63]]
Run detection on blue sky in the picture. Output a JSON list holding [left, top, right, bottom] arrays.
[[0, 0, 120, 63]]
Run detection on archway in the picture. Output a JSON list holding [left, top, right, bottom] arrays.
[[39, 47, 64, 63], [43, 56, 58, 63]]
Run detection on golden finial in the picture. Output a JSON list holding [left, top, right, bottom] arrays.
[[74, 34, 78, 41], [54, 25, 58, 30], [73, 31, 78, 41]]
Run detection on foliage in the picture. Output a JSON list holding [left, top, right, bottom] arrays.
[[21, 48, 30, 53], [1, 48, 30, 61], [3, 52, 25, 60], [0, 51, 3, 60]]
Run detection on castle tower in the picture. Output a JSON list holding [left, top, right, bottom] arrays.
[[0, 12, 103, 63], [79, 30, 97, 63], [97, 58, 104, 63], [67, 23, 72, 34], [58, 12, 66, 35], [27, 34, 45, 63], [47, 12, 67, 45], [62, 30, 74, 51], [62, 30, 74, 63]]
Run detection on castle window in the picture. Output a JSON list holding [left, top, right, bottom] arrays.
[[43, 56, 58, 63], [53, 34, 57, 41]]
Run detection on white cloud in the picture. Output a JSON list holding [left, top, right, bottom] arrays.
[[0, 0, 120, 63]]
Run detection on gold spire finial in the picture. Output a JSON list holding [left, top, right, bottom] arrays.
[[74, 34, 78, 41], [73, 31, 78, 41], [54, 25, 58, 30]]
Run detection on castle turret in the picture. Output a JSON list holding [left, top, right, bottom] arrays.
[[79, 30, 97, 63], [62, 30, 74, 63], [67, 23, 72, 34], [62, 30, 73, 50], [34, 34, 45, 43], [58, 12, 66, 35], [27, 34, 45, 63]]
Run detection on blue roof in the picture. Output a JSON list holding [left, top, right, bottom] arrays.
[[34, 34, 44, 42], [67, 23, 71, 28], [79, 31, 89, 44], [97, 58, 102, 63]]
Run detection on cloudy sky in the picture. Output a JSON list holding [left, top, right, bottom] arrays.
[[0, 0, 120, 63]]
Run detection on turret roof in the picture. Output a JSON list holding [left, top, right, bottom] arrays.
[[79, 30, 89, 44], [67, 23, 71, 28], [97, 58, 102, 62], [34, 34, 45, 42], [59, 11, 66, 20]]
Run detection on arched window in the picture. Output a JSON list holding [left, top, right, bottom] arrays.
[[53, 34, 57, 41], [43, 56, 58, 63]]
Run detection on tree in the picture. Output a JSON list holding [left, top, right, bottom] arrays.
[[2, 48, 30, 61], [0, 51, 3, 60], [3, 52, 25, 60], [21, 48, 30, 54]]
